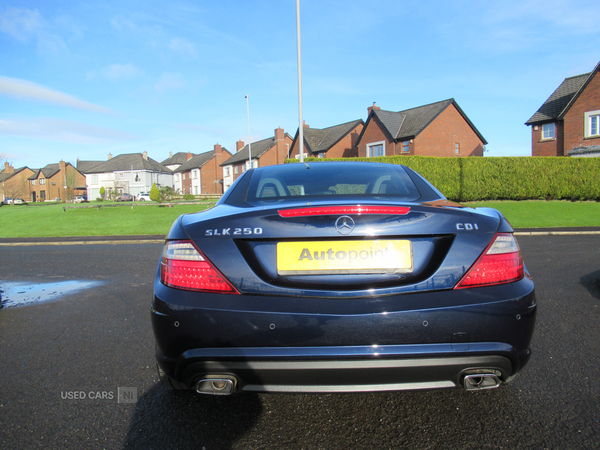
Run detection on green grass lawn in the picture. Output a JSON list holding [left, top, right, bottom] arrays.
[[464, 200, 600, 228], [0, 200, 598, 238], [0, 201, 213, 238]]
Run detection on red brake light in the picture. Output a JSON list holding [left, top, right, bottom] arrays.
[[455, 233, 524, 289], [160, 241, 238, 293], [278, 206, 410, 217]]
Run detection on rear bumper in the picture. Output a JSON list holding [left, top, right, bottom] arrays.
[[152, 277, 536, 393], [156, 343, 523, 393]]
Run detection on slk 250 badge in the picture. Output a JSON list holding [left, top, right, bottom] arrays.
[[205, 227, 263, 236]]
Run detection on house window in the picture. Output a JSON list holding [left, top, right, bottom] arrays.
[[584, 110, 600, 138], [225, 167, 230, 176], [40, 178, 45, 185], [402, 141, 409, 153], [367, 142, 385, 157], [31, 180, 36, 186], [234, 166, 238, 174], [91, 175, 98, 184], [542, 123, 555, 140], [454, 143, 460, 155], [317, 153, 324, 158]]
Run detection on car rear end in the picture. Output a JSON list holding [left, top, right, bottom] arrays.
[[152, 162, 536, 394]]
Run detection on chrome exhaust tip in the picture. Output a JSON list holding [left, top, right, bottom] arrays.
[[463, 373, 501, 391], [196, 376, 237, 395]]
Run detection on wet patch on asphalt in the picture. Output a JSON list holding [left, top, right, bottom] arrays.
[[0, 280, 103, 308]]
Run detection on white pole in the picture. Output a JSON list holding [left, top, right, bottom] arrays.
[[245, 94, 252, 169], [296, 0, 304, 163]]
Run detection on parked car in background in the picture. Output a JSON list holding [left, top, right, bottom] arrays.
[[74, 195, 88, 203], [116, 193, 134, 202], [13, 198, 25, 205], [152, 162, 537, 395], [3, 198, 13, 205], [136, 192, 152, 201]]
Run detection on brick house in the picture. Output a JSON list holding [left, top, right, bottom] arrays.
[[28, 161, 86, 202], [0, 163, 35, 202], [526, 61, 600, 157], [289, 119, 364, 159], [175, 144, 233, 195], [78, 152, 173, 200], [356, 100, 487, 158], [221, 127, 293, 192]]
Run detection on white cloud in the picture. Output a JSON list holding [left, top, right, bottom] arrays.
[[169, 37, 197, 58], [110, 14, 138, 32], [0, 117, 138, 144], [0, 76, 114, 114], [0, 7, 68, 54], [155, 73, 186, 92], [0, 7, 43, 42], [100, 63, 145, 82]]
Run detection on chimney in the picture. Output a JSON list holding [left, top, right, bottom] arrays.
[[143, 151, 148, 160], [274, 127, 284, 141], [303, 121, 309, 128], [213, 144, 224, 195], [108, 153, 113, 160], [169, 151, 173, 158], [236, 140, 245, 152], [186, 152, 193, 161], [367, 102, 381, 116]]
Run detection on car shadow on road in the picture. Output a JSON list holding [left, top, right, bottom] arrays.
[[581, 270, 600, 300], [122, 383, 262, 450]]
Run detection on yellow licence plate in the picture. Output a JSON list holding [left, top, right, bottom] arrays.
[[277, 240, 413, 275]]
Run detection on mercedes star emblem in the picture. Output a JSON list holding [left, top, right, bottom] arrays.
[[335, 215, 355, 235]]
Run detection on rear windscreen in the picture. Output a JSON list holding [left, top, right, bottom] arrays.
[[245, 163, 421, 206]]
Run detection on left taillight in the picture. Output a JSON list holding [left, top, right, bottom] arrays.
[[455, 233, 524, 289], [160, 240, 239, 293]]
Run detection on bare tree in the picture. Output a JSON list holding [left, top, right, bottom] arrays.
[[64, 166, 79, 201], [4, 177, 29, 203]]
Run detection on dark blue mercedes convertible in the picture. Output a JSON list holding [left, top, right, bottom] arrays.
[[152, 162, 536, 395]]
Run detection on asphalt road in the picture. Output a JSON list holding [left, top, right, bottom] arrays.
[[1, 235, 599, 449]]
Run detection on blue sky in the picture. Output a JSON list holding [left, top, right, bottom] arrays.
[[1, 0, 599, 169]]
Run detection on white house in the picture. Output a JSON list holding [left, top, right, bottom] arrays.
[[78, 152, 173, 200]]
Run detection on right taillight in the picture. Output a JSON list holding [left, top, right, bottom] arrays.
[[455, 233, 524, 289], [160, 240, 238, 293]]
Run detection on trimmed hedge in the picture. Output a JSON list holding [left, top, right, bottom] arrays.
[[285, 156, 600, 202]]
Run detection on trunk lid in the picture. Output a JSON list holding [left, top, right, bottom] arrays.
[[180, 200, 502, 295]]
